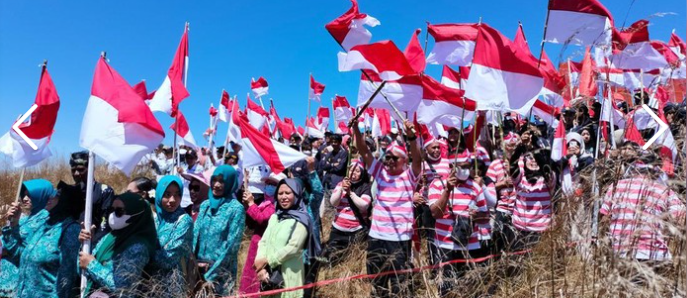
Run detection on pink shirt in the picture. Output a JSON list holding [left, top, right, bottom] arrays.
[[511, 162, 555, 232], [332, 182, 371, 232], [368, 159, 418, 241], [428, 179, 488, 250]]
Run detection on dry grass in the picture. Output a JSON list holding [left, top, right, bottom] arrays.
[[2, 132, 686, 298]]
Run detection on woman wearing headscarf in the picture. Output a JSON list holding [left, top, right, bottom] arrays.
[[151, 176, 194, 296], [561, 132, 594, 196], [193, 165, 246, 296], [3, 181, 83, 298], [239, 178, 276, 294], [78, 192, 158, 297], [254, 178, 319, 298], [324, 160, 372, 266], [579, 126, 597, 156], [0, 179, 54, 296]]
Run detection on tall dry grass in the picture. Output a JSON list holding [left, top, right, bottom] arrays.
[[1, 130, 686, 298]]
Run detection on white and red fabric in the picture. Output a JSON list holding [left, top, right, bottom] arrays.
[[226, 98, 243, 144], [357, 71, 422, 112], [512, 99, 558, 125], [370, 108, 391, 138], [309, 75, 326, 102], [512, 162, 555, 232], [171, 111, 198, 149], [246, 95, 268, 130], [578, 46, 598, 98], [332, 173, 372, 232], [426, 23, 479, 66], [544, 0, 614, 46], [611, 20, 680, 71], [0, 65, 60, 168], [366, 159, 418, 241], [428, 178, 487, 251], [316, 107, 330, 131], [669, 32, 686, 60], [599, 67, 661, 90], [600, 94, 626, 129], [486, 158, 518, 213], [560, 60, 583, 87], [132, 80, 154, 101], [250, 77, 269, 98], [335, 121, 350, 134], [149, 24, 189, 117], [551, 120, 567, 162], [296, 125, 305, 137], [338, 40, 417, 81], [416, 75, 477, 128], [404, 28, 426, 73], [464, 24, 544, 111], [538, 51, 566, 107], [281, 118, 296, 139], [333, 95, 355, 122], [217, 90, 231, 122], [80, 57, 165, 175], [325, 0, 380, 51], [305, 117, 325, 139], [440, 65, 469, 90], [269, 102, 283, 139], [237, 114, 306, 174]]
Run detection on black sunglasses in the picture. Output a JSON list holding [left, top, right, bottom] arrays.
[[384, 155, 400, 162], [189, 185, 201, 192]]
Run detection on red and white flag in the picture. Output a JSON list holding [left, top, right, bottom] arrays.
[[246, 95, 268, 130], [335, 121, 350, 134], [309, 75, 326, 102], [217, 90, 231, 122], [426, 23, 479, 66], [404, 28, 426, 73], [251, 77, 269, 98], [305, 117, 325, 138], [578, 46, 598, 98], [370, 108, 391, 138], [440, 65, 469, 90], [338, 40, 417, 81], [132, 80, 154, 101], [171, 111, 198, 149], [600, 93, 626, 129], [297, 126, 305, 137], [464, 24, 544, 110], [316, 107, 330, 131], [325, 0, 380, 51], [282, 118, 296, 139], [80, 57, 165, 174], [551, 121, 567, 162], [227, 98, 243, 144], [599, 67, 660, 90], [669, 31, 686, 59], [149, 24, 189, 117], [544, 0, 614, 46], [0, 65, 60, 168], [416, 75, 477, 128], [611, 20, 680, 71], [512, 99, 558, 125], [237, 114, 306, 174], [357, 71, 422, 112], [538, 51, 566, 107], [333, 95, 355, 122], [269, 101, 282, 139]]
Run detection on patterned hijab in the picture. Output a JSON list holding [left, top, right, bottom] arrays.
[[20, 179, 56, 216], [208, 165, 239, 213]]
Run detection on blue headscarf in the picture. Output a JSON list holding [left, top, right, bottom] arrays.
[[208, 165, 239, 213], [21, 179, 56, 216], [154, 175, 184, 216]]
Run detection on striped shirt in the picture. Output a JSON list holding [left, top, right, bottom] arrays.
[[332, 182, 372, 232], [472, 144, 492, 167], [600, 175, 685, 260], [511, 162, 555, 232], [422, 158, 451, 182], [428, 179, 488, 250], [485, 159, 517, 213], [368, 159, 418, 241]]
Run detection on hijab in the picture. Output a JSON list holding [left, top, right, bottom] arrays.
[[21, 179, 56, 216], [207, 165, 240, 213], [274, 178, 321, 261], [154, 175, 184, 218], [349, 161, 371, 199], [49, 181, 86, 225]]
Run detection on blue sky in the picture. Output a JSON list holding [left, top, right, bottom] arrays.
[[1, 0, 684, 159]]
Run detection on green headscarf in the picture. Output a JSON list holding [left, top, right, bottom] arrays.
[[21, 179, 56, 216], [154, 175, 184, 216], [207, 165, 239, 213]]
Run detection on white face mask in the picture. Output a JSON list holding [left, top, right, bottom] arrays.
[[108, 211, 142, 230], [456, 168, 470, 181]]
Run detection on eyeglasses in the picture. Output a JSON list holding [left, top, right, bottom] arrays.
[[384, 155, 400, 162], [189, 185, 201, 192], [112, 207, 126, 217]]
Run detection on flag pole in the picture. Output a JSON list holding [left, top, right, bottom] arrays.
[[14, 168, 25, 203], [537, 3, 552, 68], [80, 150, 96, 297], [423, 21, 430, 54], [307, 73, 312, 133], [567, 58, 574, 100]]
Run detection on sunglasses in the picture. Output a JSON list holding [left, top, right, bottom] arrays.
[[189, 185, 201, 192], [384, 155, 400, 162]]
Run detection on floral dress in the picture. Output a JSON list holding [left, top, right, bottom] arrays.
[[81, 242, 151, 297], [0, 212, 49, 296], [152, 208, 194, 296]]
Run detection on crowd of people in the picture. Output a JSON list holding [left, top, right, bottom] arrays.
[[1, 93, 686, 298]]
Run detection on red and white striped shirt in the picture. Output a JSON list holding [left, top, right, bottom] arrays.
[[428, 179, 488, 250], [332, 182, 372, 232], [368, 159, 418, 241], [600, 175, 685, 260], [485, 159, 517, 213], [472, 144, 492, 167], [511, 163, 555, 232], [422, 158, 451, 182]]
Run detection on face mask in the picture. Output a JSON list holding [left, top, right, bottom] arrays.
[[108, 211, 142, 230], [456, 168, 470, 181]]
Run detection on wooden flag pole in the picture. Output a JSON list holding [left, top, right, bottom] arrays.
[[14, 168, 25, 203]]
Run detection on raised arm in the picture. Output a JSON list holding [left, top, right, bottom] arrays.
[[353, 124, 373, 168], [404, 120, 422, 178]]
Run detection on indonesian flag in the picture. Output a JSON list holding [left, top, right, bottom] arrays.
[[600, 93, 626, 128], [297, 126, 305, 137], [80, 57, 165, 175], [0, 65, 60, 168], [333, 95, 355, 121], [305, 117, 325, 138], [218, 90, 231, 122], [281, 118, 296, 139], [338, 40, 418, 81], [440, 65, 469, 90], [599, 67, 661, 90], [237, 114, 306, 174], [551, 120, 567, 162], [132, 80, 154, 101], [370, 108, 391, 138], [251, 77, 269, 98], [416, 75, 477, 128], [512, 99, 559, 125], [544, 0, 614, 46], [404, 29, 426, 73], [538, 51, 566, 107], [464, 24, 544, 111], [316, 107, 330, 131], [426, 23, 479, 66], [335, 121, 350, 134], [611, 20, 680, 71], [578, 47, 598, 98], [269, 102, 282, 139], [149, 24, 189, 117], [654, 86, 678, 173], [623, 115, 646, 146], [325, 0, 380, 51], [246, 95, 268, 130], [227, 99, 243, 144], [669, 32, 686, 60], [171, 111, 198, 149], [560, 60, 583, 87], [309, 75, 326, 102], [361, 108, 375, 128], [357, 71, 422, 112]]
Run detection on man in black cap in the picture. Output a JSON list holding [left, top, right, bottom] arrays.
[[69, 151, 115, 246], [562, 107, 576, 132], [322, 133, 348, 191]]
